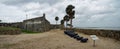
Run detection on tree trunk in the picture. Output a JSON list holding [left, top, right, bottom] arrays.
[[70, 19, 72, 29], [56, 21, 57, 29], [65, 21, 67, 30]]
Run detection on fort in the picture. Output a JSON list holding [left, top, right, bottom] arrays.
[[22, 14, 51, 32], [0, 14, 59, 34]]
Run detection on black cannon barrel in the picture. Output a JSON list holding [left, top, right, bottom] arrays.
[[81, 38, 88, 43], [64, 30, 88, 43]]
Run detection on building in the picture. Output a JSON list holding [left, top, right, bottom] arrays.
[[0, 23, 12, 27], [0, 14, 60, 33], [23, 14, 51, 32]]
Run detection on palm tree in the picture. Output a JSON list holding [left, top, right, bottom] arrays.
[[55, 16, 59, 25], [55, 16, 59, 29], [65, 5, 75, 29], [0, 20, 1, 22], [60, 19, 64, 29], [63, 15, 69, 30], [61, 20, 64, 25]]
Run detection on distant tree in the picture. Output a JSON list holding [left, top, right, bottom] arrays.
[[55, 16, 59, 29], [55, 16, 59, 25], [0, 20, 1, 23], [65, 5, 75, 29], [60, 20, 64, 25], [60, 19, 64, 29]]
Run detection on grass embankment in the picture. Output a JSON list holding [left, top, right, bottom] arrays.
[[0, 26, 41, 34], [0, 26, 20, 31], [22, 30, 40, 34], [0, 26, 21, 35]]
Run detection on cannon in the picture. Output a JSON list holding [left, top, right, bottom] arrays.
[[73, 35, 79, 39], [64, 30, 77, 37], [80, 38, 88, 43], [76, 36, 83, 40], [64, 30, 88, 43]]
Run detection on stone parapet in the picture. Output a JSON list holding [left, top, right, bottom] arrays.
[[74, 28, 120, 41]]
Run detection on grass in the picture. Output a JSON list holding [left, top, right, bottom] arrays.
[[22, 30, 40, 34], [0, 26, 40, 34], [0, 26, 21, 31]]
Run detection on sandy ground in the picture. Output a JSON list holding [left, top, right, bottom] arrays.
[[0, 29, 120, 49]]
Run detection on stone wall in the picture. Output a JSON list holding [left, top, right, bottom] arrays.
[[0, 29, 21, 35], [50, 24, 60, 29], [74, 28, 120, 41], [22, 14, 51, 32]]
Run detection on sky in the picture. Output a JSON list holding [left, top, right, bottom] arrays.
[[0, 0, 120, 27]]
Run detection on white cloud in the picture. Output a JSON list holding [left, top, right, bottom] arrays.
[[22, 2, 40, 11], [0, 0, 120, 28], [0, 3, 26, 22]]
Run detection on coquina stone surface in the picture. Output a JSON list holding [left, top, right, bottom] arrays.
[[74, 28, 120, 41]]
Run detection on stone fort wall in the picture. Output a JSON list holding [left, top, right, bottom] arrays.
[[73, 28, 120, 41]]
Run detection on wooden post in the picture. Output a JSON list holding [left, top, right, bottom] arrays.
[[93, 40, 95, 47], [90, 35, 99, 47]]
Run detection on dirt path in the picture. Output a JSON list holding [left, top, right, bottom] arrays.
[[0, 29, 120, 49]]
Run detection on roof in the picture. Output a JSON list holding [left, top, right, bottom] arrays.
[[23, 16, 46, 22]]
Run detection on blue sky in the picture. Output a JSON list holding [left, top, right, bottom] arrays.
[[0, 0, 120, 27]]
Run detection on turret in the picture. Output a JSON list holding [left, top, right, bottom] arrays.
[[43, 13, 45, 18]]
